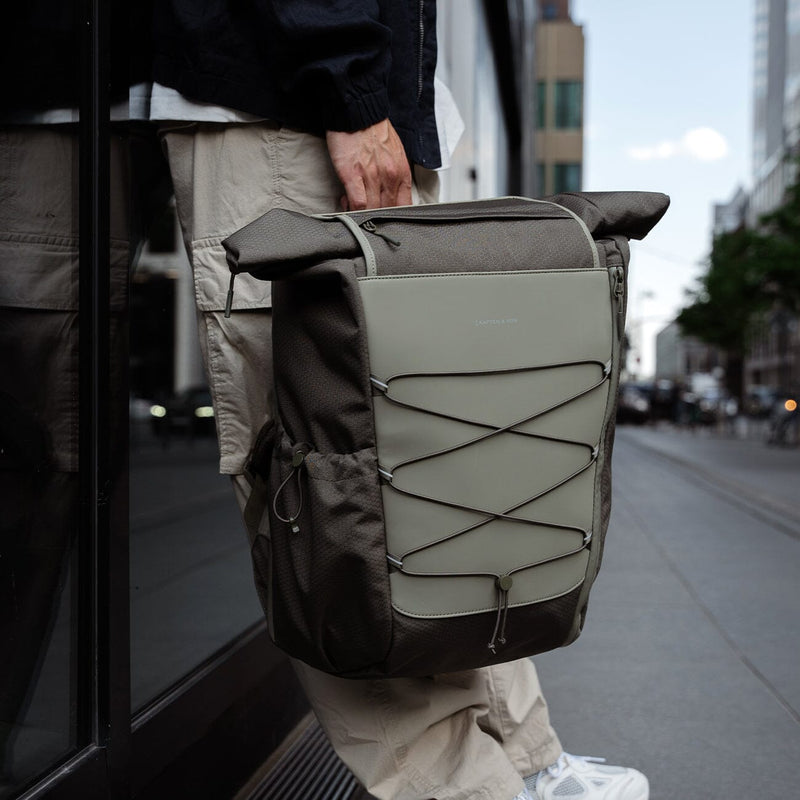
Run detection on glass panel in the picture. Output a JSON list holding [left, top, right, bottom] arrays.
[[536, 162, 547, 196], [553, 162, 582, 193], [541, 2, 559, 21], [1, 7, 84, 793], [536, 81, 548, 129], [129, 194, 263, 711], [554, 81, 583, 129]]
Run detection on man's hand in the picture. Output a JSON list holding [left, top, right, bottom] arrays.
[[326, 119, 413, 211]]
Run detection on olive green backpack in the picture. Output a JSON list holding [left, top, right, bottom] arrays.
[[222, 192, 669, 678]]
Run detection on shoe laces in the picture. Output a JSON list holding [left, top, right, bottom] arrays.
[[545, 752, 606, 778]]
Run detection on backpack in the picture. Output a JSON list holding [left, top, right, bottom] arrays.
[[222, 192, 669, 678]]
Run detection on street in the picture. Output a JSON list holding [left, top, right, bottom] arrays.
[[535, 424, 800, 799]]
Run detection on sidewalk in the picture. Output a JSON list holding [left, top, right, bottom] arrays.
[[622, 420, 800, 533], [533, 424, 800, 799]]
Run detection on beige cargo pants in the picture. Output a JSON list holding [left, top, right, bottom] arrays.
[[162, 122, 562, 800]]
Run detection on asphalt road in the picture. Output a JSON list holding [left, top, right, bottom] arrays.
[[534, 424, 800, 800]]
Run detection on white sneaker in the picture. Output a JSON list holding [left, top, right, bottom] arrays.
[[523, 752, 649, 800]]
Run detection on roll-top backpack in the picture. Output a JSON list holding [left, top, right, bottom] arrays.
[[222, 192, 669, 678]]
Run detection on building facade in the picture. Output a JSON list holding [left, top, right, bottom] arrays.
[[655, 321, 726, 385], [534, 0, 585, 196], [712, 186, 749, 237], [749, 0, 800, 223], [745, 0, 800, 392]]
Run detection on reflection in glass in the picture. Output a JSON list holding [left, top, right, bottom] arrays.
[[0, 128, 82, 793], [129, 199, 262, 711], [1, 11, 86, 792]]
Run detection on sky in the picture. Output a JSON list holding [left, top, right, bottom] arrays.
[[570, 0, 754, 376]]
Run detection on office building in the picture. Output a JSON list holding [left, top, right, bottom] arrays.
[[746, 0, 800, 391], [534, 0, 585, 196]]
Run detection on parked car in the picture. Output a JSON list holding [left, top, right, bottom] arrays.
[[616, 383, 651, 425], [693, 386, 735, 425], [150, 386, 216, 441], [650, 379, 679, 422], [744, 385, 778, 418]]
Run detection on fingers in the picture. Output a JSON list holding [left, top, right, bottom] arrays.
[[326, 120, 413, 211]]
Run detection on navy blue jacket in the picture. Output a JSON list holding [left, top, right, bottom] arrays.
[[152, 0, 441, 169], [5, 2, 151, 113]]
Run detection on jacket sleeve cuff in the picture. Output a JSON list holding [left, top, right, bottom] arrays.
[[323, 84, 391, 132]]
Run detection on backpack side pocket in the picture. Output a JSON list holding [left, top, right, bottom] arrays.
[[266, 423, 391, 675]]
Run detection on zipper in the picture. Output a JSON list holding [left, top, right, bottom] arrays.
[[611, 265, 625, 338], [351, 209, 574, 252], [417, 0, 425, 101], [612, 265, 624, 309], [331, 198, 600, 276], [353, 206, 572, 227]]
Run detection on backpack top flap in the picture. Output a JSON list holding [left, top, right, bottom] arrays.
[[222, 192, 670, 281]]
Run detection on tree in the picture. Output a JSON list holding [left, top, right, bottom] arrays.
[[676, 226, 764, 398], [677, 155, 800, 397], [756, 158, 800, 311]]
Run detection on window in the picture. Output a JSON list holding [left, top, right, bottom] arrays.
[[554, 81, 583, 129], [542, 2, 559, 20], [536, 162, 547, 196], [553, 163, 582, 193], [536, 82, 548, 129]]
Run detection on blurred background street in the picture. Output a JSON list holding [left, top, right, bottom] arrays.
[[536, 421, 800, 799]]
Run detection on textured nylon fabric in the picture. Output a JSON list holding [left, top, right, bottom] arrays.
[[345, 216, 597, 277], [225, 192, 670, 678], [382, 584, 585, 678], [271, 267, 374, 452], [223, 194, 669, 281], [550, 191, 670, 242], [225, 209, 356, 280], [249, 419, 392, 675]]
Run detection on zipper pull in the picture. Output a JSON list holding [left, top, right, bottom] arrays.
[[224, 273, 237, 318], [612, 266, 624, 311], [360, 220, 402, 247]]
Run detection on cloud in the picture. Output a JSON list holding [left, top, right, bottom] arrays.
[[627, 127, 729, 162], [628, 141, 677, 161], [682, 127, 730, 160]]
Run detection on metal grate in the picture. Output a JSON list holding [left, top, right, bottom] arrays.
[[246, 721, 367, 800]]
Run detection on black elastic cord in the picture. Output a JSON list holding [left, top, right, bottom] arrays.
[[373, 361, 611, 650], [272, 453, 305, 533]]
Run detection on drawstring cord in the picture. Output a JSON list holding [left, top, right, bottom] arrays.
[[272, 451, 306, 533], [488, 575, 513, 654]]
